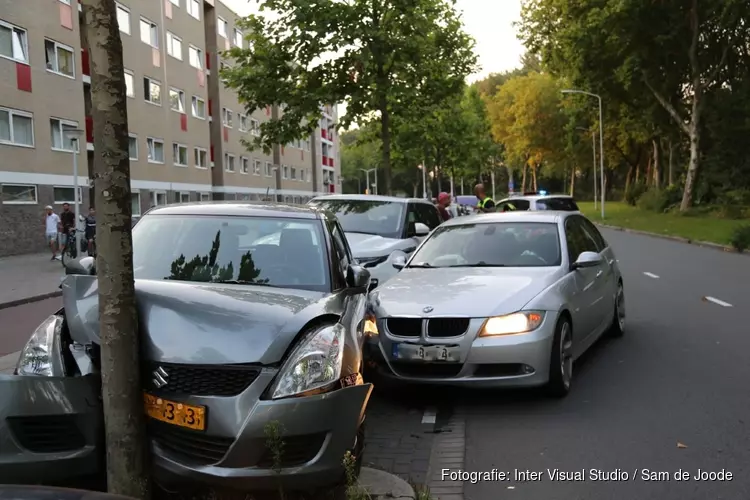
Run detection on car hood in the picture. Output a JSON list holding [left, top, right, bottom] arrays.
[[369, 267, 562, 318], [345, 232, 406, 258], [61, 275, 330, 365]]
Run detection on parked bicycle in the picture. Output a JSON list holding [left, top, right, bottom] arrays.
[[61, 227, 86, 266]]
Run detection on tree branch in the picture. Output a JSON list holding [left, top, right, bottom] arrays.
[[643, 76, 690, 136]]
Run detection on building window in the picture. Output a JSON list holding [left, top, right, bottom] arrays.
[[191, 96, 206, 119], [173, 143, 188, 166], [240, 156, 249, 174], [169, 88, 185, 113], [143, 77, 161, 105], [253, 159, 261, 176], [139, 18, 159, 48], [264, 161, 272, 177], [300, 168, 307, 182], [169, 0, 180, 5], [1, 184, 37, 204], [151, 191, 167, 207], [250, 118, 260, 136], [147, 137, 164, 163], [0, 20, 29, 63], [188, 45, 203, 69], [177, 191, 190, 202], [53, 186, 82, 204], [224, 153, 235, 172], [124, 70, 135, 97], [291, 167, 297, 180], [44, 39, 75, 78], [166, 32, 182, 60], [282, 165, 289, 179], [194, 147, 207, 168], [116, 3, 130, 35], [200, 192, 210, 201], [128, 134, 138, 160], [131, 192, 141, 216], [187, 0, 201, 20], [217, 17, 227, 38], [239, 114, 248, 132], [233, 28, 243, 47], [222, 108, 232, 127], [0, 107, 34, 147], [50, 118, 80, 152]]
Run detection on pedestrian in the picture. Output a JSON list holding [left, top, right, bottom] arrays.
[[474, 183, 496, 213], [85, 206, 96, 256], [44, 206, 61, 260], [437, 192, 452, 222], [59, 202, 75, 254]]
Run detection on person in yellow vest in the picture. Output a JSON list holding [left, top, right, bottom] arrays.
[[474, 183, 496, 213]]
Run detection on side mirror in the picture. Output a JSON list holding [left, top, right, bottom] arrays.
[[368, 278, 379, 292], [346, 264, 371, 289], [414, 222, 430, 237], [65, 255, 96, 276], [571, 251, 602, 270], [392, 254, 406, 270]]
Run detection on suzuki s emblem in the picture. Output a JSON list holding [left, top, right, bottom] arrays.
[[152, 366, 169, 389], [422, 306, 434, 313]]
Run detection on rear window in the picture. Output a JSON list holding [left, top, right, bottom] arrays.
[[536, 197, 579, 211]]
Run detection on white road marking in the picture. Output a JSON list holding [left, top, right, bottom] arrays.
[[704, 296, 733, 307], [422, 407, 437, 424], [643, 272, 660, 279]]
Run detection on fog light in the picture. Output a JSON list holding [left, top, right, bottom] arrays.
[[522, 364, 534, 374]]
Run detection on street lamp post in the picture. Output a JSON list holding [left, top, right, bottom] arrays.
[[64, 128, 85, 256], [576, 126, 597, 209], [563, 89, 605, 219], [360, 168, 376, 194], [418, 164, 427, 199]]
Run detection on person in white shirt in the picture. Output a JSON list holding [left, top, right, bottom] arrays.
[[44, 205, 61, 260]]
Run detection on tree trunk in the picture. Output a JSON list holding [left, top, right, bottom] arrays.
[[531, 164, 538, 192], [635, 163, 641, 184], [81, 1, 150, 497], [668, 139, 674, 186], [521, 164, 527, 192], [624, 165, 634, 200], [378, 93, 392, 195], [569, 168, 575, 196], [652, 138, 661, 189], [681, 122, 701, 210], [645, 153, 652, 188]]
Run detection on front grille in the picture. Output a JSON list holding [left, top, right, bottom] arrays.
[[385, 318, 422, 338], [6, 415, 86, 453], [390, 361, 463, 378], [426, 318, 470, 338], [149, 421, 235, 465], [144, 362, 260, 396], [256, 432, 327, 468]]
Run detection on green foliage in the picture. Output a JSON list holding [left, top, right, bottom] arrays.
[[168, 231, 266, 283], [625, 183, 646, 206], [637, 189, 671, 213], [729, 225, 750, 252]]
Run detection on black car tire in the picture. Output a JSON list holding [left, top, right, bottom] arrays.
[[608, 281, 625, 338], [546, 316, 573, 398]]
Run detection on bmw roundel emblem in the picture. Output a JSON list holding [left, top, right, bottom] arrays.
[[423, 306, 434, 313]]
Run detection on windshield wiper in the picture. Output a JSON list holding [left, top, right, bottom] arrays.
[[212, 279, 278, 287], [406, 262, 434, 268], [448, 262, 506, 268]]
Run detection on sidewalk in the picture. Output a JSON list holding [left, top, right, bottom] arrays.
[[0, 252, 64, 309]]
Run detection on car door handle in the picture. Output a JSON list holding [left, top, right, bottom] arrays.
[[596, 270, 603, 279]]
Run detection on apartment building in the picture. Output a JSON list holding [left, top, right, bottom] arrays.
[[0, 0, 341, 257]]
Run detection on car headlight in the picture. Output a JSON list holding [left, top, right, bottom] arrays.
[[16, 315, 65, 377], [363, 315, 378, 336], [479, 312, 545, 336], [269, 322, 347, 400]]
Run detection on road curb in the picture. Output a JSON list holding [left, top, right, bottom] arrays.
[[359, 467, 416, 499], [426, 410, 466, 500], [595, 223, 747, 255], [0, 290, 62, 311]]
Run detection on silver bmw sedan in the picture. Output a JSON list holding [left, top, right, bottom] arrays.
[[363, 211, 626, 397]]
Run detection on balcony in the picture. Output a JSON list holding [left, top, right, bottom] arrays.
[[321, 129, 327, 139], [81, 48, 90, 78], [85, 116, 93, 143]]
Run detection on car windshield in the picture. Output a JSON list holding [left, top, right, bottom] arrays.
[[407, 222, 562, 268], [132, 215, 330, 292], [536, 197, 579, 211], [310, 199, 405, 239]]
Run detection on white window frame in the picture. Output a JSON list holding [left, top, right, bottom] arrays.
[[264, 161, 272, 177], [131, 192, 141, 216], [224, 153, 235, 172], [222, 107, 232, 128], [177, 191, 190, 203], [282, 165, 289, 179], [217, 17, 227, 38], [169, 87, 186, 113], [300, 168, 307, 182], [128, 134, 138, 160], [1, 183, 37, 205], [200, 192, 211, 201], [151, 191, 167, 207], [139, 17, 159, 48], [239, 114, 248, 132], [191, 96, 206, 119], [250, 118, 260, 136], [0, 106, 35, 148], [169, 0, 180, 5], [187, 0, 201, 20], [124, 70, 135, 98], [0, 20, 29, 64], [194, 146, 208, 169], [240, 156, 249, 174], [173, 142, 188, 166], [166, 31, 182, 60], [44, 39, 75, 78], [147, 137, 165, 164], [59, 0, 71, 4], [52, 186, 83, 205], [253, 159, 261, 176], [116, 3, 130, 35], [291, 167, 297, 180], [188, 45, 203, 70], [233, 28, 243, 47], [50, 118, 80, 152], [143, 76, 162, 105]]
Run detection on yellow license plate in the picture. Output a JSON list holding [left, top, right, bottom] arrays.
[[143, 393, 206, 431]]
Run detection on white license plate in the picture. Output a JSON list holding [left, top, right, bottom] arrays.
[[392, 343, 460, 362]]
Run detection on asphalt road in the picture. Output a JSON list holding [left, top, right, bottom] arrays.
[[0, 297, 61, 356]]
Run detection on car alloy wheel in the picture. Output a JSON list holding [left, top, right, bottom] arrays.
[[546, 317, 573, 398], [559, 321, 573, 389], [609, 282, 625, 337]]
